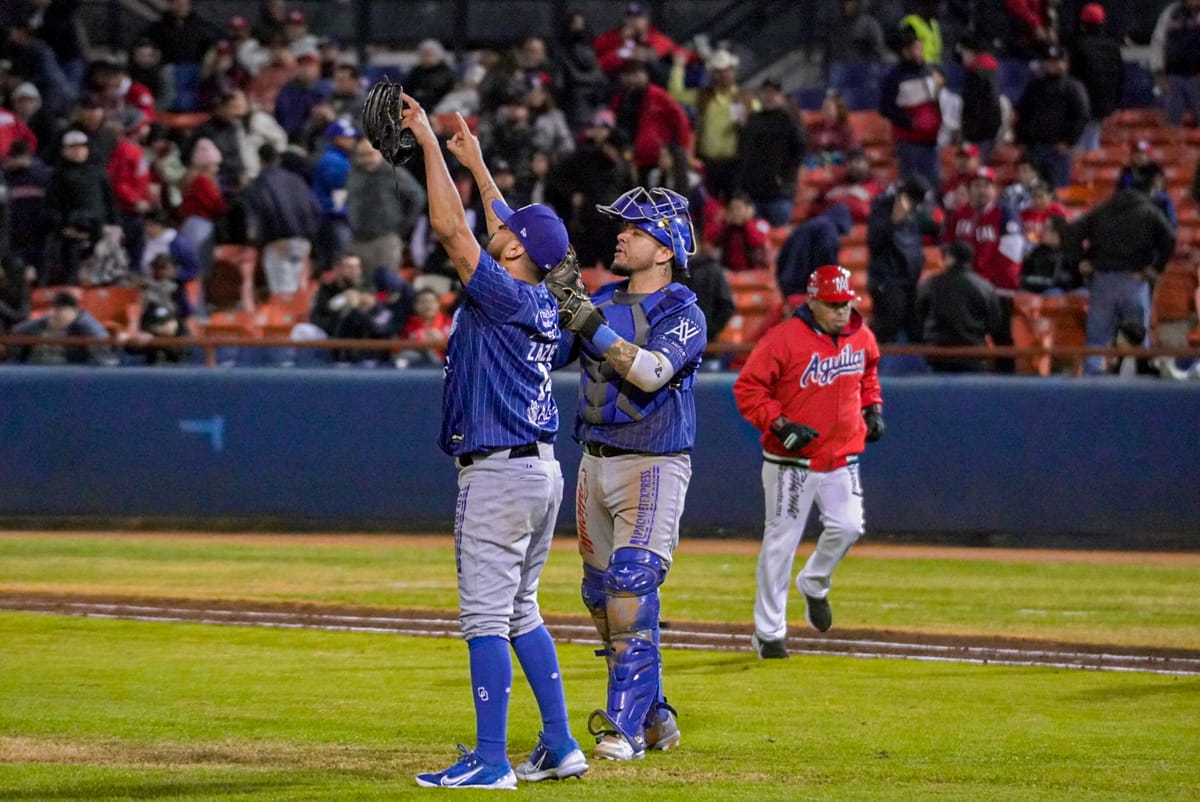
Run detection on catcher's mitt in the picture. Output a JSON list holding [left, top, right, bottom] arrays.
[[362, 78, 418, 166], [544, 246, 585, 300]]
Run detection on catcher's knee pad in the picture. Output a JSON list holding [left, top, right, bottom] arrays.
[[601, 548, 668, 748], [581, 563, 609, 643]]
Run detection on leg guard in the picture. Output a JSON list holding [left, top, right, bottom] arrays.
[[599, 547, 667, 751], [580, 563, 609, 644]]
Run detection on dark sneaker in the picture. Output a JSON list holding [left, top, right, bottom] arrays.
[[514, 733, 588, 782], [415, 745, 517, 789], [804, 594, 833, 632], [751, 633, 789, 659]]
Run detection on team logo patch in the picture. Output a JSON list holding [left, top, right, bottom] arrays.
[[800, 344, 865, 387], [665, 318, 700, 345]]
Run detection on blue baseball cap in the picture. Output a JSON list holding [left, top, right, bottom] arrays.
[[324, 118, 360, 139], [490, 200, 569, 271]]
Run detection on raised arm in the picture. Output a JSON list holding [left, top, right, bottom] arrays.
[[444, 113, 504, 237], [399, 93, 480, 284]]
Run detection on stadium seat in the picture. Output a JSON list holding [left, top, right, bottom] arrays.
[[1151, 262, 1199, 339], [80, 286, 143, 334], [847, 111, 891, 147], [31, 286, 82, 313], [1037, 294, 1089, 376], [839, 244, 869, 273], [208, 245, 261, 313], [201, 310, 266, 338]]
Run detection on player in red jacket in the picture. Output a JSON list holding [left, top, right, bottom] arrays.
[[733, 265, 884, 657]]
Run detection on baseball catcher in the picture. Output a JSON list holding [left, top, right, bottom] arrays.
[[361, 78, 418, 166]]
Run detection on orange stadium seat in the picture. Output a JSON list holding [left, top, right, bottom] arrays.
[[839, 244, 869, 273], [201, 309, 265, 338], [1037, 293, 1089, 375], [847, 110, 891, 147], [80, 286, 143, 334]]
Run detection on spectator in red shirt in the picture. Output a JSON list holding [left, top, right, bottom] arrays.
[[178, 138, 229, 281], [107, 114, 155, 270], [809, 148, 883, 223], [399, 287, 453, 367], [942, 167, 1025, 291], [706, 192, 770, 272], [610, 58, 693, 177], [0, 103, 38, 160], [939, 143, 982, 210], [1019, 179, 1068, 247], [593, 2, 682, 78]]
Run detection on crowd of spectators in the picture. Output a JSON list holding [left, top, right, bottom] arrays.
[[0, 0, 1197, 377]]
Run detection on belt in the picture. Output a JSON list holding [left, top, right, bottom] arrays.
[[581, 442, 690, 458], [457, 442, 540, 468]]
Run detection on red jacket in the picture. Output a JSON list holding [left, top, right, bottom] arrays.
[[813, 178, 884, 224], [942, 200, 1025, 290], [178, 173, 229, 220], [1019, 203, 1067, 244], [0, 108, 37, 159], [594, 27, 679, 76], [611, 83, 693, 170], [734, 306, 882, 471], [107, 139, 152, 214]]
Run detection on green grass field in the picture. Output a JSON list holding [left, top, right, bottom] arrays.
[[2, 533, 1199, 801]]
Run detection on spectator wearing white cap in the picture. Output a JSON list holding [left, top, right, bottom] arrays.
[[669, 47, 754, 201], [2, 85, 40, 160], [42, 130, 119, 285]]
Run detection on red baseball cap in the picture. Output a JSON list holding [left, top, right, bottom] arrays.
[[807, 265, 858, 303], [287, 9, 306, 24], [1131, 139, 1152, 155], [957, 143, 980, 158], [1080, 3, 1106, 25], [228, 14, 248, 30], [972, 166, 996, 183]]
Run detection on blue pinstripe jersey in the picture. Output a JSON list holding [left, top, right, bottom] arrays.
[[563, 281, 706, 454], [439, 251, 561, 456]]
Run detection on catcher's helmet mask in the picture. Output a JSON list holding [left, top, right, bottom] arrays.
[[597, 187, 696, 272]]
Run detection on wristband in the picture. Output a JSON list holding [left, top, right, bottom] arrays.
[[591, 324, 619, 352]]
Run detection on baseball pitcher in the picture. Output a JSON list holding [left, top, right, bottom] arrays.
[[378, 82, 587, 788], [549, 187, 706, 761], [733, 265, 885, 658]]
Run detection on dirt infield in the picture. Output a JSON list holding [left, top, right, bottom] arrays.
[[5, 533, 1200, 676], [3, 590, 1199, 677]]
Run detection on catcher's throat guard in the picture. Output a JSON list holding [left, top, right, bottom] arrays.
[[597, 187, 696, 271], [362, 78, 418, 166]]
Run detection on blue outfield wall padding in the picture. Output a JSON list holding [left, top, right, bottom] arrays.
[[1, 368, 1198, 541]]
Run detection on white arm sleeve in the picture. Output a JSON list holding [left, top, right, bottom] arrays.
[[626, 348, 678, 392]]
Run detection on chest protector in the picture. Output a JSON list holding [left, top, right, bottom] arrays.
[[580, 282, 698, 426]]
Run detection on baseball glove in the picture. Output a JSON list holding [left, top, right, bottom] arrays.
[[544, 246, 585, 300], [361, 78, 418, 166], [555, 285, 606, 339]]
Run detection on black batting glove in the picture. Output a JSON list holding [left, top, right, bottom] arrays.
[[863, 404, 885, 443], [770, 416, 819, 452]]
